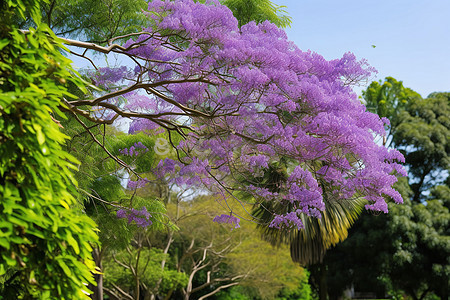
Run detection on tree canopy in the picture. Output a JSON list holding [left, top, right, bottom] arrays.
[[220, 0, 292, 28], [323, 79, 449, 300], [58, 0, 405, 231], [364, 79, 449, 203]]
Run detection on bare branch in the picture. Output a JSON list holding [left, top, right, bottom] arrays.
[[69, 111, 137, 176], [197, 281, 241, 300], [110, 283, 134, 300]]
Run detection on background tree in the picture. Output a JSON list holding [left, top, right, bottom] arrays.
[[322, 80, 450, 300], [162, 195, 310, 300], [393, 92, 449, 203], [364, 78, 449, 203], [61, 109, 175, 300], [17, 0, 148, 43], [102, 229, 187, 300], [220, 0, 291, 28], [324, 181, 449, 300], [362, 76, 421, 143]]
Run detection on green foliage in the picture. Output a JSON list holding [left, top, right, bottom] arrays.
[[276, 269, 312, 300], [322, 79, 450, 300], [220, 0, 292, 28], [363, 76, 421, 134], [216, 286, 253, 300], [104, 247, 188, 296], [387, 191, 449, 299], [0, 0, 99, 298], [169, 195, 311, 300], [326, 188, 449, 300], [18, 0, 148, 43], [393, 92, 450, 202]]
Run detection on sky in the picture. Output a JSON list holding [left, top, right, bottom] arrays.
[[69, 0, 450, 98], [276, 0, 450, 97]]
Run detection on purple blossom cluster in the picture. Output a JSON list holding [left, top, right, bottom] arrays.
[[89, 66, 130, 89], [116, 207, 152, 228], [270, 212, 304, 230], [119, 142, 149, 157], [213, 214, 241, 229], [94, 0, 407, 228], [127, 177, 150, 190]]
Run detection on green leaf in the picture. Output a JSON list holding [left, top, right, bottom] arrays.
[[0, 39, 9, 51], [66, 230, 80, 255], [33, 123, 45, 145], [57, 258, 72, 277], [0, 238, 10, 249]]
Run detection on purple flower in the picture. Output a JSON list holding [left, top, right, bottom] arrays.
[[116, 209, 127, 218], [127, 178, 149, 190], [213, 214, 240, 229], [119, 143, 149, 157], [88, 66, 130, 89], [116, 207, 153, 228], [269, 212, 304, 230]]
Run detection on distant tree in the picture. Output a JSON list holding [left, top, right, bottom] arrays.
[[220, 0, 292, 28], [325, 182, 449, 300], [162, 195, 310, 300], [323, 81, 450, 300], [365, 80, 449, 203], [17, 0, 148, 43], [102, 225, 186, 300], [393, 92, 449, 202], [363, 76, 421, 145]]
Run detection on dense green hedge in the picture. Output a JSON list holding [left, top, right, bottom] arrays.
[[0, 0, 99, 298]]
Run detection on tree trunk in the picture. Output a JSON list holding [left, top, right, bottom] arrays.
[[412, 168, 431, 203], [318, 264, 328, 300], [90, 247, 103, 300], [184, 291, 191, 300]]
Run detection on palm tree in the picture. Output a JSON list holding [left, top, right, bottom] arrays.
[[245, 161, 366, 300], [253, 195, 365, 266]]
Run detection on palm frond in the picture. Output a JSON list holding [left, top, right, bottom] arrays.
[[253, 197, 366, 266]]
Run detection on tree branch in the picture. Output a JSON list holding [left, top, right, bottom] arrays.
[[197, 281, 241, 300]]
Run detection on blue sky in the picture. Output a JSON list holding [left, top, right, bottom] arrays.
[[277, 0, 450, 97]]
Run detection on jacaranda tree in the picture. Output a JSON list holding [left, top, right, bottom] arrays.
[[61, 0, 406, 230]]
